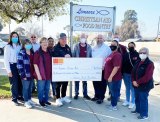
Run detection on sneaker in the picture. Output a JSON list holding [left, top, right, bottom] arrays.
[[137, 115, 149, 120], [128, 103, 135, 109], [96, 99, 103, 104], [18, 97, 24, 103], [74, 95, 78, 100], [108, 105, 118, 111], [39, 102, 46, 107], [91, 97, 98, 101], [61, 97, 72, 103], [24, 102, 32, 109], [122, 101, 129, 106], [131, 110, 139, 114], [83, 95, 91, 100], [28, 100, 36, 106], [13, 101, 19, 106], [55, 98, 63, 106], [45, 101, 51, 106]]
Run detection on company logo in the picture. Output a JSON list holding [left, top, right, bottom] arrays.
[[76, 8, 109, 16]]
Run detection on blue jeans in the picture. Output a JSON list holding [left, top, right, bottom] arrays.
[[22, 80, 33, 102], [37, 80, 51, 103], [123, 73, 135, 104], [108, 80, 121, 107], [135, 88, 149, 117], [75, 81, 87, 96], [51, 82, 56, 96]]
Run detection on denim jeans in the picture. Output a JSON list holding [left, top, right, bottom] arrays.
[[51, 82, 56, 96], [135, 88, 149, 117], [22, 80, 33, 102], [108, 80, 121, 107], [123, 73, 135, 104], [75, 81, 87, 96], [9, 63, 23, 102], [37, 80, 51, 103]]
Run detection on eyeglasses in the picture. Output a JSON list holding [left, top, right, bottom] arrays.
[[139, 52, 147, 54], [31, 36, 36, 38]]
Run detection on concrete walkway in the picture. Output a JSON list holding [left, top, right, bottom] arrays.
[[0, 82, 160, 122]]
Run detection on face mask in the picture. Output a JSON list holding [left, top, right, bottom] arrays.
[[25, 44, 32, 50], [139, 54, 147, 60], [80, 38, 86, 43], [11, 37, 18, 44], [128, 47, 135, 52], [110, 45, 117, 51]]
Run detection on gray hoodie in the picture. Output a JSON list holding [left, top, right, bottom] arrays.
[[73, 43, 92, 57]]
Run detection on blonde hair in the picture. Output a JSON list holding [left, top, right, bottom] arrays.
[[40, 37, 47, 43]]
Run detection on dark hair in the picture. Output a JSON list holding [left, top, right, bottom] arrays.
[[128, 42, 136, 47], [112, 40, 122, 53], [21, 39, 34, 54], [48, 37, 54, 40], [8, 31, 21, 46]]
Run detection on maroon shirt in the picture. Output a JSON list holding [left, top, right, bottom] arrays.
[[33, 50, 52, 80], [79, 44, 87, 57], [132, 62, 154, 85], [104, 51, 122, 81]]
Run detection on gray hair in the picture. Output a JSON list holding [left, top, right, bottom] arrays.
[[139, 47, 149, 55]]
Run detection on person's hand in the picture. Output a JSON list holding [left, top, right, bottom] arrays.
[[108, 76, 112, 82], [65, 54, 71, 58], [8, 72, 13, 77], [38, 75, 42, 80], [133, 81, 139, 87], [23, 78, 27, 80]]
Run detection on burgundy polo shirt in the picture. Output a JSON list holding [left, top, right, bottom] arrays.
[[104, 51, 122, 81], [33, 50, 52, 80], [79, 44, 87, 57]]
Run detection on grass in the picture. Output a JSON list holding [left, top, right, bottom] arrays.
[[0, 75, 11, 99]]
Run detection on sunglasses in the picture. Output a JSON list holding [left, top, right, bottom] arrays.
[[139, 52, 147, 54], [31, 36, 36, 38]]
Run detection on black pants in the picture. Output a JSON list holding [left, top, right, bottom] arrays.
[[9, 63, 23, 102], [92, 71, 107, 100], [56, 82, 68, 99]]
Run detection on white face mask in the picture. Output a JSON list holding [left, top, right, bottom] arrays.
[[80, 38, 86, 44], [139, 54, 147, 60]]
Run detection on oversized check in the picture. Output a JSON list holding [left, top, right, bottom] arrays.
[[52, 58, 103, 81]]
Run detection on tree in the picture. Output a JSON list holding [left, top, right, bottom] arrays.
[[0, 0, 78, 23], [0, 22, 3, 32], [116, 10, 141, 41], [14, 27, 26, 36]]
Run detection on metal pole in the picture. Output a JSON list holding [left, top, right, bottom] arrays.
[[69, 2, 73, 98], [112, 6, 116, 35], [157, 16, 160, 39], [42, 15, 44, 37], [9, 21, 11, 34]]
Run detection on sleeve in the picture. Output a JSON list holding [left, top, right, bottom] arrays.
[[17, 52, 26, 79], [137, 63, 154, 85], [112, 53, 122, 67], [33, 52, 40, 65], [4, 45, 11, 73]]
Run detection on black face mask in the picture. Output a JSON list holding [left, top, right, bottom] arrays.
[[128, 47, 135, 52], [110, 45, 117, 51]]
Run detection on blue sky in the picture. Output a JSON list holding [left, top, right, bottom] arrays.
[[1, 0, 160, 38]]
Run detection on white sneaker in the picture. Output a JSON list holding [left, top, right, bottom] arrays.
[[122, 101, 129, 106], [61, 97, 72, 103], [56, 98, 63, 106], [28, 100, 36, 106], [128, 103, 135, 109], [24, 102, 32, 109]]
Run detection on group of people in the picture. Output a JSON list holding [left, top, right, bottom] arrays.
[[4, 32, 154, 120]]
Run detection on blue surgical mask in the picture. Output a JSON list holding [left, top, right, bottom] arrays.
[[11, 37, 18, 44], [25, 44, 32, 50]]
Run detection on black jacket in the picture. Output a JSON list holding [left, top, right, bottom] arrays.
[[122, 50, 140, 74], [52, 43, 72, 57]]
